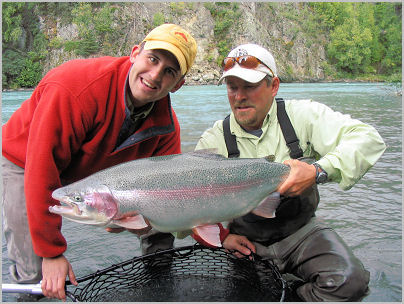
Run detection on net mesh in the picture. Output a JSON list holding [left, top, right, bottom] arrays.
[[66, 244, 286, 302]]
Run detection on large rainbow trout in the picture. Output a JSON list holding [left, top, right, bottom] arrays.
[[50, 152, 289, 246]]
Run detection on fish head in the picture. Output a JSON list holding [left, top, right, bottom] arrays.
[[49, 183, 118, 226]]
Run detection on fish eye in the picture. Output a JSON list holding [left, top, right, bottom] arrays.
[[73, 195, 82, 202]]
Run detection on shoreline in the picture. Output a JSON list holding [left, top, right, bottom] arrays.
[[2, 79, 398, 93]]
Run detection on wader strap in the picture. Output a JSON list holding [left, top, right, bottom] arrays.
[[223, 115, 240, 158], [275, 98, 303, 159]]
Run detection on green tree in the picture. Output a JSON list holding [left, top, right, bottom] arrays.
[[16, 52, 43, 87], [312, 2, 401, 78], [374, 3, 402, 74], [2, 2, 24, 43], [327, 4, 375, 74], [2, 2, 25, 88], [2, 2, 47, 88], [70, 3, 100, 56], [153, 12, 165, 27], [68, 3, 120, 56], [204, 2, 241, 65]]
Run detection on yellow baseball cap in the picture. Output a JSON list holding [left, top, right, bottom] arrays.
[[142, 24, 197, 76]]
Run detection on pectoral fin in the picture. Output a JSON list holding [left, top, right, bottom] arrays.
[[192, 224, 221, 248], [112, 214, 150, 229], [251, 192, 281, 218]]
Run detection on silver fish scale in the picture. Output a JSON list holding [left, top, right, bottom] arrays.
[[57, 152, 290, 232], [91, 153, 286, 190]]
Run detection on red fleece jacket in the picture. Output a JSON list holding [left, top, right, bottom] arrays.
[[2, 56, 181, 257]]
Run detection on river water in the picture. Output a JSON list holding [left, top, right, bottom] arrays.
[[1, 83, 402, 302]]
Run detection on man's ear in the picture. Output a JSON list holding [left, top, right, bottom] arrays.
[[271, 77, 280, 97], [170, 78, 185, 93], [130, 45, 140, 63]]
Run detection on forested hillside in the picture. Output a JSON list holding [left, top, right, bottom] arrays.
[[2, 2, 402, 89]]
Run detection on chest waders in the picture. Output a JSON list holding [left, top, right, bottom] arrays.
[[223, 98, 319, 246]]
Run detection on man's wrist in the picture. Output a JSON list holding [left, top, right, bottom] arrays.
[[313, 162, 328, 184]]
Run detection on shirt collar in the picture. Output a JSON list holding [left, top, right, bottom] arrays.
[[125, 78, 155, 121]]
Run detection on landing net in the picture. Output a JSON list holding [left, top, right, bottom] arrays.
[[66, 244, 286, 302]]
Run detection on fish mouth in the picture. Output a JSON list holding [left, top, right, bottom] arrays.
[[49, 199, 82, 216], [49, 201, 104, 225], [50, 193, 82, 216]]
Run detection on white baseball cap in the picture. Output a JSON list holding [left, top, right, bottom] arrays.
[[218, 43, 277, 84]]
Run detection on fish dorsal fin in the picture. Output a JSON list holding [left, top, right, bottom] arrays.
[[264, 155, 275, 162], [112, 214, 150, 229], [190, 149, 226, 160], [193, 148, 219, 154], [192, 224, 221, 247], [251, 192, 281, 218]]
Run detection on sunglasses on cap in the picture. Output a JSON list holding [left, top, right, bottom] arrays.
[[222, 56, 275, 77]]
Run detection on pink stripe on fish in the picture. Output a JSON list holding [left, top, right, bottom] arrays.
[[133, 179, 264, 200]]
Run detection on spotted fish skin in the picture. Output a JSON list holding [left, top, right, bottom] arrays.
[[50, 152, 290, 233]]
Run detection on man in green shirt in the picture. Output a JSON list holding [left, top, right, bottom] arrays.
[[195, 43, 386, 301]]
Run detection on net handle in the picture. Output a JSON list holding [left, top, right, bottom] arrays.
[[1, 283, 78, 302], [2, 283, 42, 294]]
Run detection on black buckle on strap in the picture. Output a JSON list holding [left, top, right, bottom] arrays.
[[287, 141, 303, 159]]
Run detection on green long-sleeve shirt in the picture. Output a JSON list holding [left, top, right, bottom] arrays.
[[195, 98, 386, 190]]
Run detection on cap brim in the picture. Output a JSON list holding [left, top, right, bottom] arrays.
[[143, 41, 187, 75], [218, 65, 267, 85]]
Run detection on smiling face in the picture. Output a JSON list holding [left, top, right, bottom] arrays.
[[128, 46, 185, 108], [226, 76, 279, 131]]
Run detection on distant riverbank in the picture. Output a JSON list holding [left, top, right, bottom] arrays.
[[3, 78, 400, 93]]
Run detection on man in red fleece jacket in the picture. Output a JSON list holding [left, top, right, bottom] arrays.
[[2, 23, 197, 300]]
